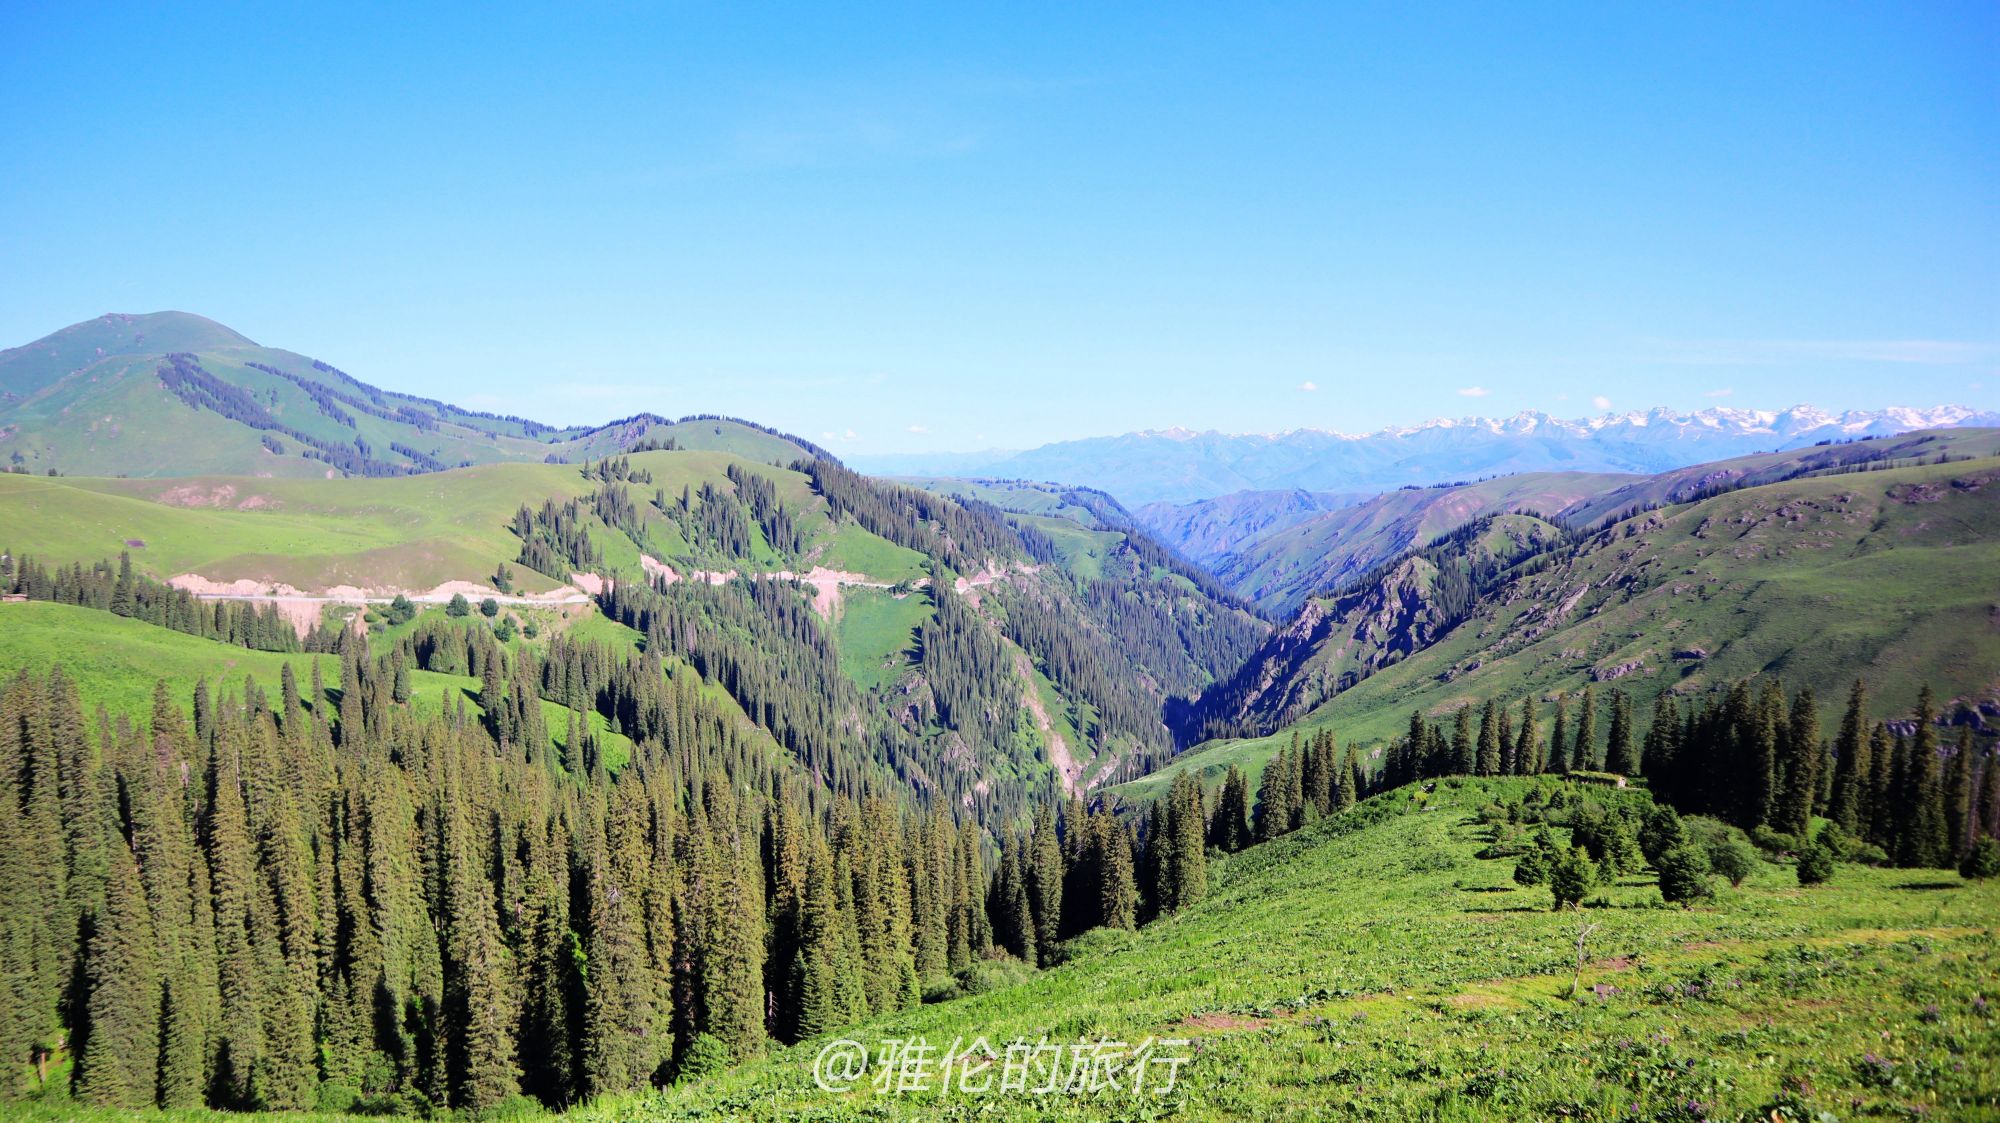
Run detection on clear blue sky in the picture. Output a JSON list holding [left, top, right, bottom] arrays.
[[3, 2, 1994, 453]]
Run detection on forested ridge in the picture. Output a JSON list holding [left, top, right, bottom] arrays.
[[0, 620, 1187, 1113]]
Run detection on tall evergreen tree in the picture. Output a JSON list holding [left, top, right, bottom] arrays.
[[1572, 686, 1598, 771], [76, 830, 161, 1108], [1827, 680, 1870, 835], [1607, 690, 1638, 775]]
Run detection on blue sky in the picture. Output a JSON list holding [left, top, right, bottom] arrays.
[[2, 2, 1995, 453]]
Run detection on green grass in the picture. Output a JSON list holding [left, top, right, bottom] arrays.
[[0, 447, 918, 594], [616, 779, 2000, 1119], [834, 586, 931, 692], [816, 521, 928, 583], [0, 601, 472, 720]]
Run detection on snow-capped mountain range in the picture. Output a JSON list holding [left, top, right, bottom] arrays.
[[871, 405, 1998, 506]]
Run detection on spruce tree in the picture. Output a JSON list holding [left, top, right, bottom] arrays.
[[1572, 686, 1598, 771], [1945, 727, 1975, 860], [1900, 688, 1950, 868], [1476, 700, 1501, 776], [1210, 765, 1250, 852], [1452, 705, 1476, 775], [1827, 680, 1870, 834], [77, 830, 161, 1108], [1549, 695, 1570, 774], [1607, 690, 1638, 775], [1515, 697, 1540, 775], [1775, 686, 1820, 838]]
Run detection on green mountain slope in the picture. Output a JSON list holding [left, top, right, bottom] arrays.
[[1209, 472, 1635, 616], [1144, 451, 2000, 801], [0, 444, 1258, 815], [536, 777, 1992, 1121], [0, 312, 835, 479]]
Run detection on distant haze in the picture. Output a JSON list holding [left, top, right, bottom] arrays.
[[852, 405, 2000, 505]]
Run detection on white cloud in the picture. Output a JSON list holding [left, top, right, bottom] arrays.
[[1297, 380, 1318, 392], [1704, 388, 1734, 398], [843, 428, 858, 440], [907, 424, 928, 434], [1456, 386, 1489, 398], [1592, 395, 1613, 410], [821, 431, 835, 440]]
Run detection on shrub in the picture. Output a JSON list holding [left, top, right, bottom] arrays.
[[1796, 839, 1835, 886], [1750, 825, 1801, 856], [1705, 836, 1759, 888], [386, 593, 416, 625], [1960, 837, 2000, 880], [480, 597, 500, 618], [674, 1032, 732, 1083], [446, 593, 471, 617], [1656, 846, 1713, 906], [1513, 845, 1551, 887], [1550, 846, 1595, 910]]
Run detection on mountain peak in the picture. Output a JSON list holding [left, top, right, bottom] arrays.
[[0, 310, 259, 398]]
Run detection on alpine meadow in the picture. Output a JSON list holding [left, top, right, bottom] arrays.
[[3, 5, 1998, 1122]]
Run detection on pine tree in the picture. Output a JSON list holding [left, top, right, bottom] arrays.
[[1452, 706, 1476, 775], [1607, 690, 1638, 775], [1515, 697, 1540, 775], [1899, 687, 1950, 868], [1025, 804, 1063, 967], [1095, 812, 1138, 931], [1549, 695, 1570, 774], [1572, 686, 1598, 771], [1775, 686, 1821, 838], [1209, 765, 1250, 852], [794, 835, 865, 1039], [76, 830, 161, 1108], [1476, 699, 1501, 776], [1945, 727, 1975, 860], [1828, 680, 1870, 834]]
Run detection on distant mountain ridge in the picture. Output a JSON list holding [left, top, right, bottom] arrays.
[[0, 311, 832, 478], [925, 404, 2000, 505]]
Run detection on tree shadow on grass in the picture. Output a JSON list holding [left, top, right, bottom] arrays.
[[1464, 905, 1546, 914], [1891, 880, 1961, 891]]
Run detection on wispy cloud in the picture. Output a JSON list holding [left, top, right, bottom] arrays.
[[1643, 339, 1998, 366], [1592, 395, 1613, 410], [907, 424, 928, 434], [1297, 380, 1318, 392], [1456, 386, 1489, 398], [1704, 387, 1734, 398]]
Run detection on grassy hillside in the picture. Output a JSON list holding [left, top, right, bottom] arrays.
[[0, 312, 837, 480], [0, 450, 853, 592], [0, 599, 638, 768], [1134, 452, 2000, 806], [1213, 471, 1635, 616]]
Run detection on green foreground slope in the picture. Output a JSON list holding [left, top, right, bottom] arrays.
[[25, 776, 1990, 1121], [601, 777, 2000, 1121]]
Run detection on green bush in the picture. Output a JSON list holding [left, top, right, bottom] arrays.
[[674, 1032, 732, 1084], [1796, 839, 1835, 886], [1656, 846, 1713, 906], [1550, 846, 1595, 910], [1960, 837, 2000, 880], [446, 592, 471, 617], [480, 597, 500, 618]]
